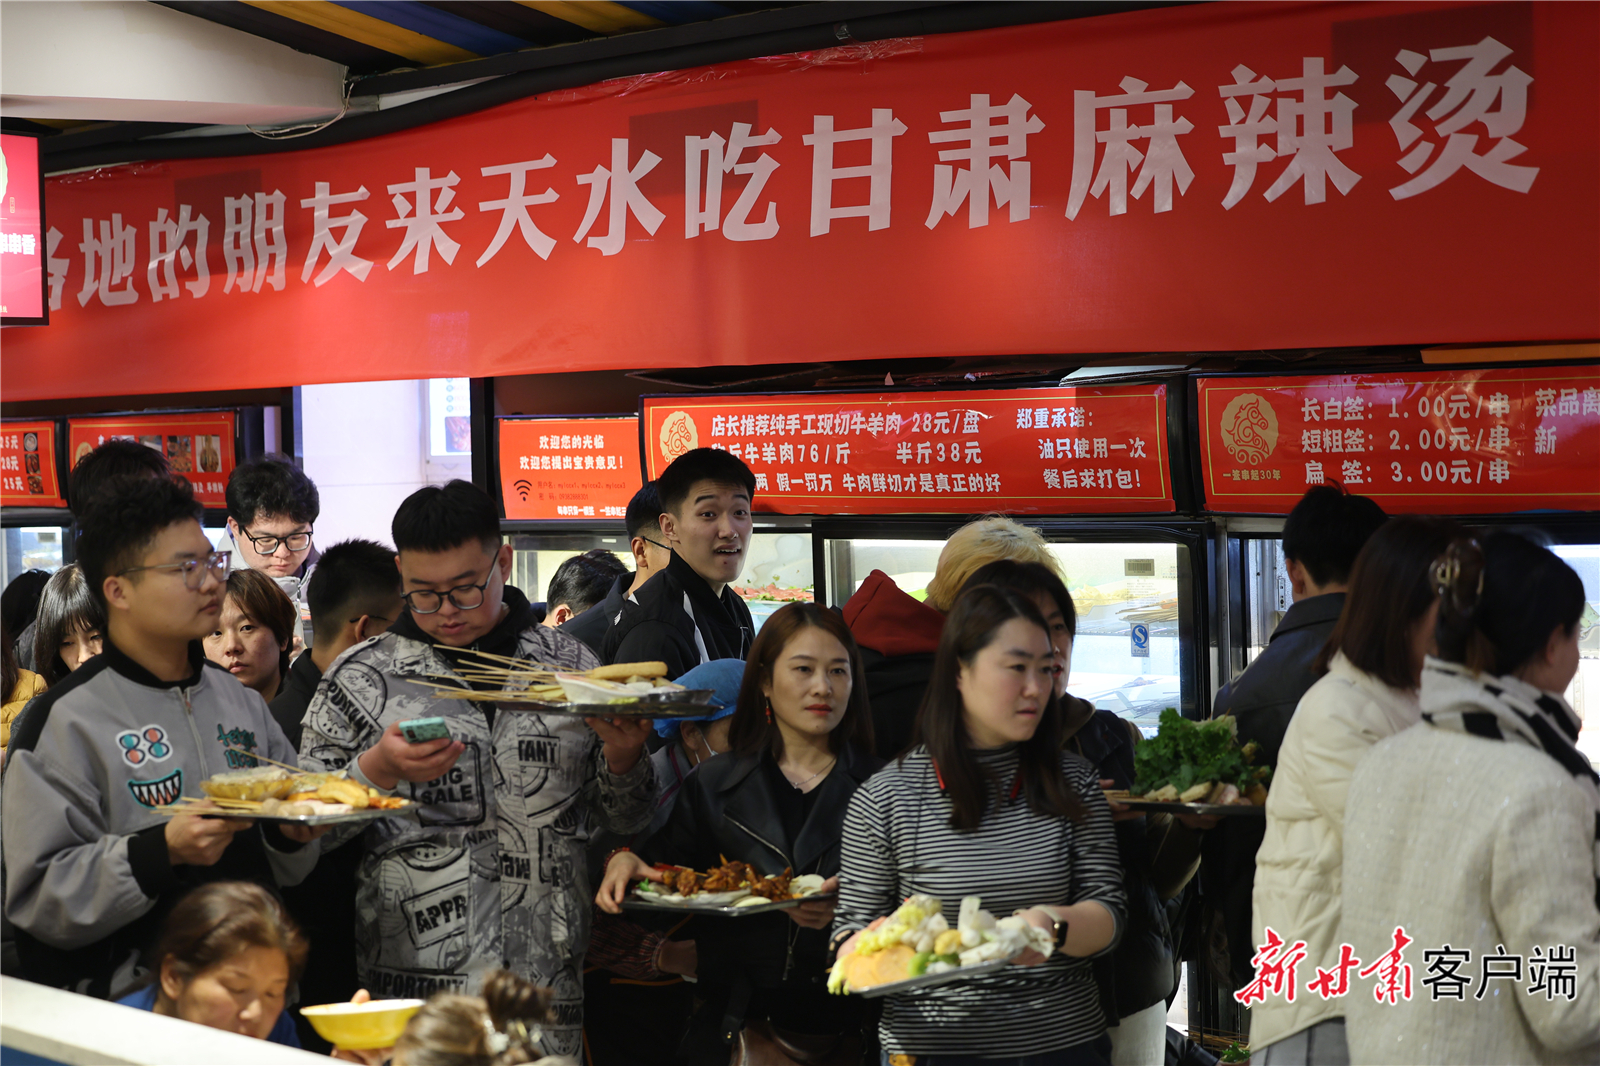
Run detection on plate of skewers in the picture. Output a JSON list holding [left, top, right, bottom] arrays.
[[623, 859, 834, 916], [418, 653, 718, 717], [154, 759, 418, 826]]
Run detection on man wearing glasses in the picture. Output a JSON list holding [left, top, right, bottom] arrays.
[[298, 480, 656, 1056], [561, 482, 672, 656], [3, 476, 321, 999], [222, 454, 321, 649]]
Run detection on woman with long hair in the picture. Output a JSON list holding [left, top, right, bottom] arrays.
[[597, 602, 880, 1064], [1340, 533, 1599, 1064], [832, 584, 1125, 1065], [31, 564, 106, 687], [204, 569, 296, 703], [1249, 515, 1465, 1065], [117, 881, 308, 1047]]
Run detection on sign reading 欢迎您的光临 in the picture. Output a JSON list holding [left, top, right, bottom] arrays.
[[643, 386, 1172, 516], [0, 421, 66, 508], [67, 412, 236, 507], [498, 416, 638, 521], [5, 1, 1595, 402], [1197, 368, 1600, 514]]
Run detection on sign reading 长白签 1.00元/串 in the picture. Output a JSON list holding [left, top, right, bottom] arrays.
[[1196, 367, 1600, 514], [4, 1, 1596, 402], [642, 386, 1173, 517]]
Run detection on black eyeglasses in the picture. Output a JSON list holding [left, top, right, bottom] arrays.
[[117, 550, 232, 591], [240, 526, 313, 555], [403, 572, 495, 614], [641, 536, 671, 551]]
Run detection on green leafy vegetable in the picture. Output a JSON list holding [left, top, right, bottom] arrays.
[[1132, 708, 1271, 794], [1219, 1041, 1251, 1063]]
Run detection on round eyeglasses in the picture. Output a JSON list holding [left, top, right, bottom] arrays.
[[117, 550, 232, 591], [240, 527, 313, 555], [402, 575, 493, 615]]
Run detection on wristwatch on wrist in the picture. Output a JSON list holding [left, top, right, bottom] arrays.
[[1046, 909, 1070, 951]]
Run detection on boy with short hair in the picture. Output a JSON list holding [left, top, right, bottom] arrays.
[[3, 475, 318, 997], [269, 538, 402, 749], [542, 549, 629, 629], [601, 449, 755, 677], [297, 480, 655, 1056], [561, 482, 671, 655]]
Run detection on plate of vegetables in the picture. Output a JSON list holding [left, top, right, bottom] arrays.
[[828, 895, 1053, 998], [1114, 708, 1270, 815]]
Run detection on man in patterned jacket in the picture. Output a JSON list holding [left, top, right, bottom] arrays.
[[297, 480, 655, 1056]]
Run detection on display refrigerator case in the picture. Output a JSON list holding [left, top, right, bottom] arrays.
[[814, 517, 1208, 733]]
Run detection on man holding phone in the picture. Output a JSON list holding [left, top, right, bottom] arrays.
[[298, 481, 656, 1057]]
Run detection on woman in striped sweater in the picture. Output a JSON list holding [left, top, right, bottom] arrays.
[[832, 584, 1127, 1066]]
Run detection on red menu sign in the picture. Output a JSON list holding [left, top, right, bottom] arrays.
[[68, 411, 237, 506], [498, 416, 639, 521], [643, 386, 1172, 516], [0, 421, 66, 508], [1197, 368, 1600, 514], [0, 133, 46, 323]]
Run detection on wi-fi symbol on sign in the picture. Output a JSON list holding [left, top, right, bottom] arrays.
[[513, 480, 532, 501]]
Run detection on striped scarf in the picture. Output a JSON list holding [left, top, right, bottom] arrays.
[[1420, 656, 1600, 908]]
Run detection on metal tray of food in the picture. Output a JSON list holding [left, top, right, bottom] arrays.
[[159, 805, 419, 827], [484, 689, 718, 718], [623, 888, 836, 917], [1106, 795, 1264, 816], [851, 953, 1024, 998]]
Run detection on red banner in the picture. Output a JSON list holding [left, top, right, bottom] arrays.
[[5, 1, 1597, 401], [498, 416, 638, 520], [643, 385, 1172, 516], [0, 420, 66, 508], [68, 411, 237, 506], [0, 133, 46, 323], [1197, 367, 1600, 514]]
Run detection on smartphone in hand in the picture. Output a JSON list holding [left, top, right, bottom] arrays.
[[397, 717, 451, 744]]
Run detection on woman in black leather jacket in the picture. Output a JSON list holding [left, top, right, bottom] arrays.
[[597, 602, 882, 1064]]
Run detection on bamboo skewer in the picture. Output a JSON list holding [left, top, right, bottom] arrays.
[[222, 747, 304, 774]]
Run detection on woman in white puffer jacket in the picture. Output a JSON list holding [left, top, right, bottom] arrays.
[[1248, 515, 1463, 1066]]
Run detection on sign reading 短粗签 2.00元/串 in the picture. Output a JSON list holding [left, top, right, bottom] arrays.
[[1196, 367, 1600, 514], [642, 386, 1173, 516], [6, 1, 1597, 402]]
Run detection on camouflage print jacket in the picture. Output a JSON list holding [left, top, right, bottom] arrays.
[[297, 618, 656, 1057]]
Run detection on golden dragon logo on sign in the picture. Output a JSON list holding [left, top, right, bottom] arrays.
[[1219, 394, 1279, 465], [658, 411, 698, 465]]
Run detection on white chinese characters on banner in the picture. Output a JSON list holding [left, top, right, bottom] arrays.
[[478, 156, 559, 265], [687, 123, 783, 241], [43, 36, 1549, 311], [1386, 36, 1538, 200], [1218, 58, 1360, 208], [574, 139, 665, 256], [300, 182, 373, 287], [147, 205, 210, 302], [387, 168, 464, 274], [926, 94, 1045, 229], [803, 109, 907, 235], [1067, 77, 1196, 219], [45, 227, 68, 312]]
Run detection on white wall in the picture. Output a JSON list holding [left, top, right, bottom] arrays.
[[1, 0, 344, 124], [300, 380, 431, 552]]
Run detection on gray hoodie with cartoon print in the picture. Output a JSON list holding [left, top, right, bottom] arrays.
[[2, 639, 316, 998], [296, 588, 657, 1059]]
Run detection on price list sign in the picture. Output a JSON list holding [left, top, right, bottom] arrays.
[[68, 411, 236, 506], [1197, 368, 1600, 514], [643, 385, 1172, 516], [0, 420, 66, 508], [498, 416, 638, 521]]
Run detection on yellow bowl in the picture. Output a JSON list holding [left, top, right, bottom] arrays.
[[300, 999, 424, 1050]]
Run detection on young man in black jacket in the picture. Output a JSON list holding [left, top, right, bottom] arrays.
[[1203, 484, 1386, 987], [562, 483, 672, 655], [601, 450, 755, 677]]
